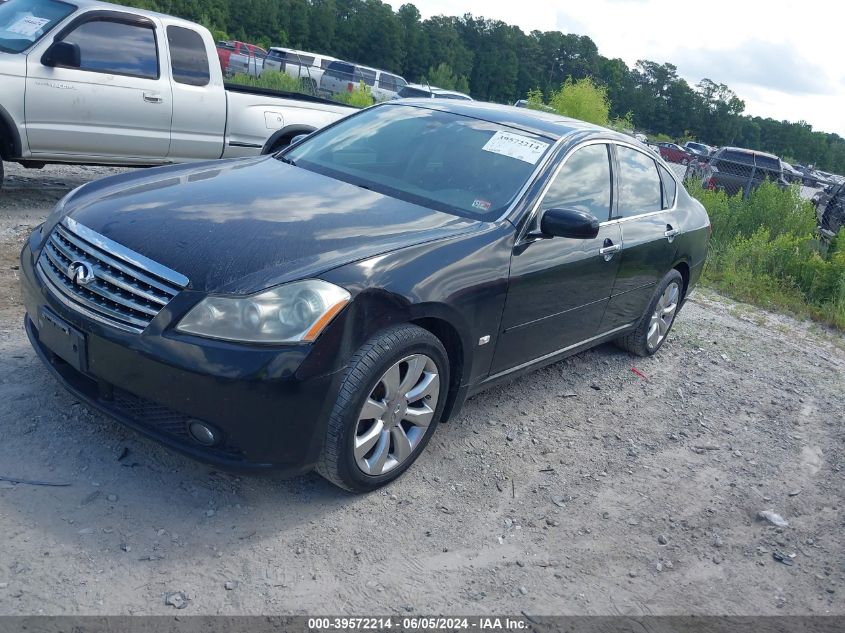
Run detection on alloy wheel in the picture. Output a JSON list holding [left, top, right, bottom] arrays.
[[647, 281, 680, 351], [353, 354, 440, 476]]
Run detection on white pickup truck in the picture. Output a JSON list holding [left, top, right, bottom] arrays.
[[0, 0, 354, 189]]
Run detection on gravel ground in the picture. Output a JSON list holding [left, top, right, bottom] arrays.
[[0, 162, 843, 616]]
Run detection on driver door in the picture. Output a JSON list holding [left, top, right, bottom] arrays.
[[490, 142, 623, 374], [25, 12, 172, 161]]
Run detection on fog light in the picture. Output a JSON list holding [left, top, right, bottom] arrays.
[[187, 420, 219, 447]]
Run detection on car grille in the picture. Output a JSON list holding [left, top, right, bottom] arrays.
[[36, 218, 189, 333]]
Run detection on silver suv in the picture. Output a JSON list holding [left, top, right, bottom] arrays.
[[319, 61, 408, 102]]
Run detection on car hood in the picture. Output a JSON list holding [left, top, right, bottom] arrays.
[[60, 157, 480, 294]]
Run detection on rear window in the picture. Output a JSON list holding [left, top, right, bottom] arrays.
[[354, 66, 376, 86], [326, 61, 353, 79], [755, 155, 780, 171], [658, 164, 677, 208], [719, 150, 754, 165], [616, 146, 663, 218], [167, 26, 210, 86], [399, 86, 431, 98]]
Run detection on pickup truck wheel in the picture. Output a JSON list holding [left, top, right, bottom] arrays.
[[615, 269, 684, 357], [316, 324, 449, 492]]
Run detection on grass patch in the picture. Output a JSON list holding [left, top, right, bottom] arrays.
[[229, 71, 311, 94], [687, 179, 845, 330]]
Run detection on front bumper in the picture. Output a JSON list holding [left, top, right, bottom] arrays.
[[20, 238, 343, 474]]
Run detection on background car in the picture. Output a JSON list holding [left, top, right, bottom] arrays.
[[683, 141, 713, 158], [702, 147, 787, 196], [654, 142, 695, 165], [262, 47, 339, 93], [217, 40, 266, 78], [319, 60, 408, 101], [20, 101, 709, 492], [781, 161, 803, 184], [395, 83, 472, 100]]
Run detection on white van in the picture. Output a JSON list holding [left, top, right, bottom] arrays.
[[319, 60, 408, 102], [263, 47, 339, 93]]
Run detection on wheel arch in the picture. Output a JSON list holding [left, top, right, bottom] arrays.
[[672, 259, 691, 302], [409, 316, 465, 424], [0, 104, 22, 160], [261, 124, 317, 154]]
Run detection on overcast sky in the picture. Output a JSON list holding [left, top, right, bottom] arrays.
[[386, 0, 845, 137]]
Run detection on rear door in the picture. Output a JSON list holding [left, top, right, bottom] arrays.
[[490, 142, 623, 373], [165, 24, 225, 161], [25, 11, 172, 161], [600, 144, 677, 330]]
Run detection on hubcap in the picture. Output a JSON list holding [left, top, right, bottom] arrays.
[[353, 354, 440, 476], [647, 281, 680, 351]]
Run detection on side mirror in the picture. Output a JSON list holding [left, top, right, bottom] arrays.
[[540, 207, 600, 239], [43, 41, 81, 68], [289, 133, 310, 145]]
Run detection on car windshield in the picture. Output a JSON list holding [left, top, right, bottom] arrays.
[[283, 104, 553, 220], [0, 0, 75, 53]]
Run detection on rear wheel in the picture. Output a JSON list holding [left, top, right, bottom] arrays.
[[316, 324, 449, 492], [615, 269, 683, 356]]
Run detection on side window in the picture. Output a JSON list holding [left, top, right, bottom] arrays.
[[542, 144, 612, 221], [321, 58, 334, 70], [167, 26, 209, 86], [61, 19, 159, 79], [354, 67, 376, 86], [297, 55, 315, 67], [327, 61, 353, 79], [658, 164, 677, 209], [616, 145, 663, 218], [381, 73, 402, 92]]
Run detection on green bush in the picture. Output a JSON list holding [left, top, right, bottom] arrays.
[[332, 81, 375, 108], [688, 179, 845, 329], [229, 71, 308, 94]]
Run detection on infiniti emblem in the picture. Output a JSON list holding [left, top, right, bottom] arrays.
[[68, 260, 95, 286]]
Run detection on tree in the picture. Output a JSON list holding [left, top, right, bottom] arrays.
[[421, 63, 469, 93], [548, 77, 611, 126]]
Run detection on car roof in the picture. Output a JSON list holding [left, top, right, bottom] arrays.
[[719, 146, 780, 160], [389, 100, 624, 141], [268, 47, 335, 59], [405, 83, 472, 98]]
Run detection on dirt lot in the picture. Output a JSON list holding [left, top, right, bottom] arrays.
[[0, 163, 843, 616]]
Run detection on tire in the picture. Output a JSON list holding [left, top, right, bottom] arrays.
[[316, 324, 450, 492], [0, 160, 4, 194], [615, 269, 684, 357]]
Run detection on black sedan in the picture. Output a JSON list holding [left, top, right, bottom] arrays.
[[20, 101, 710, 492]]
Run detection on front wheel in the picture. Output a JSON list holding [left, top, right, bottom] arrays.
[[615, 269, 684, 356], [316, 324, 449, 492]]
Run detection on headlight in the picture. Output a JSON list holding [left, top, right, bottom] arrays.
[[176, 280, 350, 343]]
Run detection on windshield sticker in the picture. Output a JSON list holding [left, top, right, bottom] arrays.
[[472, 199, 492, 211], [8, 15, 50, 36], [482, 131, 549, 164]]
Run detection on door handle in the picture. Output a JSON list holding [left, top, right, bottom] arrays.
[[599, 241, 622, 261], [143, 93, 163, 104], [664, 224, 680, 242]]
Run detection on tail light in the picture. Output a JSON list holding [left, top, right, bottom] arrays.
[[706, 177, 717, 190], [347, 82, 354, 92]]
